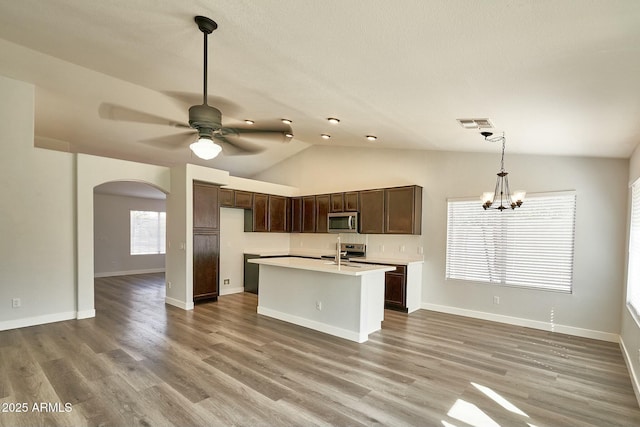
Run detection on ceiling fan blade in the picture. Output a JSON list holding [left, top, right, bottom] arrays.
[[220, 124, 293, 144], [214, 134, 266, 156], [163, 92, 243, 117], [139, 131, 197, 150], [99, 103, 189, 128]]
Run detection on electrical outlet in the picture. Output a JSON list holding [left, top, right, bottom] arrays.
[[167, 281, 172, 289], [315, 301, 322, 311], [12, 298, 21, 308], [380, 244, 385, 252], [400, 245, 406, 253], [418, 246, 424, 255], [493, 296, 500, 305], [223, 279, 230, 285]]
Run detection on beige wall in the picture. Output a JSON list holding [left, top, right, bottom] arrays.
[[254, 145, 628, 340], [0, 75, 76, 330]]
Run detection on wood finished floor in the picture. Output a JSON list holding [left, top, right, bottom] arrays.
[[1, 273, 639, 427]]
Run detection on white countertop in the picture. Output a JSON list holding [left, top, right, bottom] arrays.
[[248, 256, 396, 276], [244, 249, 424, 265], [348, 256, 424, 266]]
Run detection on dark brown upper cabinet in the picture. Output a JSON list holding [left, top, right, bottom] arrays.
[[385, 186, 422, 235], [219, 188, 234, 207], [252, 193, 269, 232], [344, 191, 359, 212], [358, 189, 385, 234], [290, 197, 302, 233], [234, 190, 253, 209], [330, 193, 344, 212], [302, 196, 316, 233], [268, 195, 289, 232], [193, 181, 219, 231], [315, 194, 330, 233]]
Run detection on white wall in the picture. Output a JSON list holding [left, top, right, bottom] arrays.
[[0, 75, 76, 330], [622, 145, 640, 403], [219, 208, 290, 295], [254, 145, 628, 340], [93, 193, 166, 277]]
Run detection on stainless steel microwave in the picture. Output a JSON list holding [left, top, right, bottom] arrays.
[[328, 212, 359, 233]]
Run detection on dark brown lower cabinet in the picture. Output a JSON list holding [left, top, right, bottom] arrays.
[[382, 264, 407, 312], [193, 232, 219, 302]]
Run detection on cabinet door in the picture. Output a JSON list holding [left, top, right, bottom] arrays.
[[193, 232, 219, 301], [234, 191, 253, 209], [384, 272, 406, 309], [385, 186, 422, 234], [290, 197, 302, 233], [219, 188, 234, 207], [359, 189, 384, 234], [302, 196, 316, 233], [193, 182, 219, 230], [315, 194, 330, 233], [269, 195, 288, 232], [344, 192, 359, 211], [253, 193, 269, 232], [330, 193, 344, 212]]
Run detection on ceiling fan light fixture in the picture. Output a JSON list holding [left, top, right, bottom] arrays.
[[190, 135, 222, 160]]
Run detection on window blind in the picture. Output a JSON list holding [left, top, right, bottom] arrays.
[[627, 180, 640, 315], [130, 210, 166, 255], [446, 193, 576, 293]]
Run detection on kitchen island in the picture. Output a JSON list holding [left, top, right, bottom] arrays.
[[248, 257, 395, 343]]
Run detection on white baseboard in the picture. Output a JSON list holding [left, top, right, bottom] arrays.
[[165, 296, 194, 311], [0, 311, 76, 331], [220, 286, 244, 296], [257, 306, 367, 343], [76, 309, 96, 319], [620, 337, 640, 407], [421, 303, 620, 343], [94, 268, 165, 278]]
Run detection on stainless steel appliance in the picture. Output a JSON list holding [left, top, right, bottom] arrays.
[[328, 212, 359, 233], [321, 243, 366, 261]]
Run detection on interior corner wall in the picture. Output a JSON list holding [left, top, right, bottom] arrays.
[[94, 193, 166, 277], [253, 144, 628, 340], [0, 75, 76, 330]]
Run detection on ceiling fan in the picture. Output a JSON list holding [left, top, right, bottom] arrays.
[[100, 16, 293, 159]]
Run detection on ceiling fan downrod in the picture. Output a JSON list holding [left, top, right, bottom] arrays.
[[194, 16, 218, 106]]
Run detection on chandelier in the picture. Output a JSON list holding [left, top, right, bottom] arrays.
[[480, 132, 525, 210]]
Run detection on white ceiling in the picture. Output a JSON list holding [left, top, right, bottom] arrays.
[[1, 0, 639, 177]]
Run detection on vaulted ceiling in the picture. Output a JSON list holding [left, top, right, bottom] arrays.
[[1, 0, 639, 177]]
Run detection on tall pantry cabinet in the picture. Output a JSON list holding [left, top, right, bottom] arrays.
[[193, 181, 219, 302]]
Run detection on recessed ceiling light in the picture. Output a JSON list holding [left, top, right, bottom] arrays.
[[285, 132, 294, 138], [321, 134, 331, 139], [366, 135, 377, 141], [281, 118, 292, 125], [244, 119, 255, 125], [327, 117, 340, 124]]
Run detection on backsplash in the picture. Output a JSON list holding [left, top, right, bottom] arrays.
[[290, 233, 423, 259]]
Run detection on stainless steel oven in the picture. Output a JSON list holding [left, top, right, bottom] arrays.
[[328, 212, 359, 233]]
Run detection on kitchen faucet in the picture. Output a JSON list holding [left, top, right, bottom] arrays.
[[336, 236, 347, 267]]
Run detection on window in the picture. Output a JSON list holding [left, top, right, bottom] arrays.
[[446, 193, 576, 293], [130, 210, 166, 255], [627, 179, 640, 316]]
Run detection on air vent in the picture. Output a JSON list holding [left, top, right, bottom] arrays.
[[457, 118, 493, 129]]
